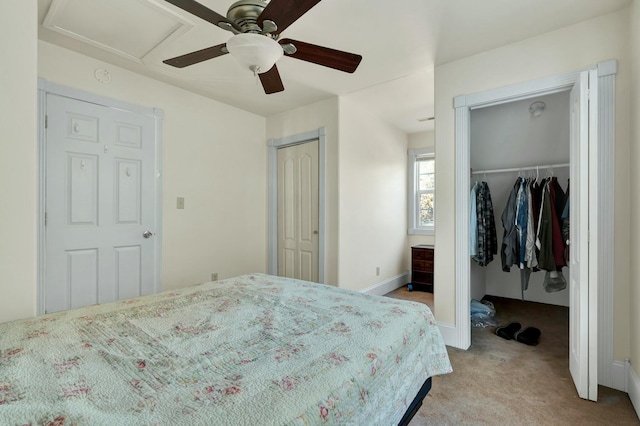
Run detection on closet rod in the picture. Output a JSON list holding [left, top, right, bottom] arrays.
[[471, 162, 570, 176]]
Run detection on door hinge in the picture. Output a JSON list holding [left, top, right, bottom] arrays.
[[44, 212, 47, 226], [45, 115, 48, 129], [587, 89, 591, 100]]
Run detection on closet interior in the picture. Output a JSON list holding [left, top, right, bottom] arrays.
[[469, 91, 571, 309]]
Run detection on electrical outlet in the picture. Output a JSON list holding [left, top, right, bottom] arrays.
[[211, 273, 218, 281], [177, 197, 185, 209], [376, 267, 380, 276]]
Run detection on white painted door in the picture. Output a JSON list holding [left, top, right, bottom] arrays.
[[569, 70, 598, 401], [277, 141, 319, 282], [45, 94, 158, 313]]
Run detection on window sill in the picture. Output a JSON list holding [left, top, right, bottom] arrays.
[[408, 228, 435, 236]]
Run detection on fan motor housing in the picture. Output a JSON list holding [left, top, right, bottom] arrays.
[[227, 0, 268, 32]]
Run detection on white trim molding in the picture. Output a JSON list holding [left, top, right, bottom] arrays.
[[628, 363, 640, 418], [609, 359, 630, 393], [267, 128, 326, 283], [360, 272, 410, 296], [454, 101, 471, 350], [437, 322, 458, 347], [452, 61, 617, 390]]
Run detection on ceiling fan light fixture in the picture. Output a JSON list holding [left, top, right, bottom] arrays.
[[226, 33, 283, 74]]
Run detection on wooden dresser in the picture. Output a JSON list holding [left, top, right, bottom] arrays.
[[410, 245, 434, 293]]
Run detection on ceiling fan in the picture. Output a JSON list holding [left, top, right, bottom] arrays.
[[162, 0, 363, 94]]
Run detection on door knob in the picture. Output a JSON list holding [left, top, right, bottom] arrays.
[[143, 231, 153, 239]]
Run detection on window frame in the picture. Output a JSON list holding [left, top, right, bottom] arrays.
[[408, 147, 435, 235]]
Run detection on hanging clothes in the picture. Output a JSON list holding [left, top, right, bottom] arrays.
[[472, 181, 497, 266], [548, 177, 567, 269], [483, 182, 498, 263], [497, 172, 570, 296], [562, 180, 570, 263], [515, 178, 531, 294], [530, 179, 543, 271], [501, 178, 521, 272], [545, 178, 569, 292], [515, 178, 529, 269], [525, 181, 538, 269], [536, 179, 556, 271], [512, 178, 540, 295]]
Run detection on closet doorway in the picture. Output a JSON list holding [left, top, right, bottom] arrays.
[[267, 127, 327, 284], [453, 62, 617, 403], [469, 91, 571, 307]]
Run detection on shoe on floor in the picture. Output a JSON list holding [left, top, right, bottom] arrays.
[[495, 322, 521, 340], [515, 326, 541, 346]]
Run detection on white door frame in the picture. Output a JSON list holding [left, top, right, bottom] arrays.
[[452, 61, 618, 389], [37, 79, 164, 315], [267, 128, 326, 283]]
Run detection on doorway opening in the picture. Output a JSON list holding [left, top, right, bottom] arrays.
[[469, 91, 571, 306]]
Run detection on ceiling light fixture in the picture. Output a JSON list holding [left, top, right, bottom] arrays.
[[226, 33, 283, 76], [529, 101, 546, 118]]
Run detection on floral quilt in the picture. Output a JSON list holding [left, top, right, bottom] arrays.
[[0, 274, 451, 425]]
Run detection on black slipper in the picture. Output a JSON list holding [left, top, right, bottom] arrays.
[[515, 327, 541, 346], [495, 322, 521, 340]]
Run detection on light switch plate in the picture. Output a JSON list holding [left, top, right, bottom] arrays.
[[177, 197, 185, 209]]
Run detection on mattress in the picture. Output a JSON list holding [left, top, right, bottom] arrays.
[[0, 274, 451, 425]]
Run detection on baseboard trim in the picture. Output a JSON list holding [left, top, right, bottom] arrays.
[[361, 272, 410, 296], [629, 364, 640, 419], [609, 359, 629, 392], [437, 322, 458, 348]]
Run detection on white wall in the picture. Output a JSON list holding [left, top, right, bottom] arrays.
[[0, 1, 38, 323], [338, 97, 409, 290], [471, 91, 571, 307], [38, 41, 267, 291], [266, 97, 340, 285], [434, 9, 631, 361], [267, 97, 410, 291]]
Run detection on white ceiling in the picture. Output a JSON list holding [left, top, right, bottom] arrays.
[[37, 0, 630, 134]]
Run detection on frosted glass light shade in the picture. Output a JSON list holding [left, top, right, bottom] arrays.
[[226, 33, 283, 74]]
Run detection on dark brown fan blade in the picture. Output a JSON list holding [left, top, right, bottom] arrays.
[[257, 0, 322, 35], [163, 44, 228, 68], [164, 0, 239, 30], [259, 65, 285, 94], [280, 39, 362, 73]]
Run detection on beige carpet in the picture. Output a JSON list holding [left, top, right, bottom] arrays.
[[385, 289, 639, 425]]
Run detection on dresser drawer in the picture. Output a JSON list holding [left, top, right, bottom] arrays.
[[412, 248, 434, 261], [412, 271, 433, 285], [412, 259, 433, 272]]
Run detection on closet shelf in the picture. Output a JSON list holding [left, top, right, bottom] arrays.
[[471, 162, 569, 176]]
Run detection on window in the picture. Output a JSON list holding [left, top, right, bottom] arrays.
[[408, 148, 435, 235]]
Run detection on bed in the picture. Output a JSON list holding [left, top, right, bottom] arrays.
[[0, 274, 451, 425]]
